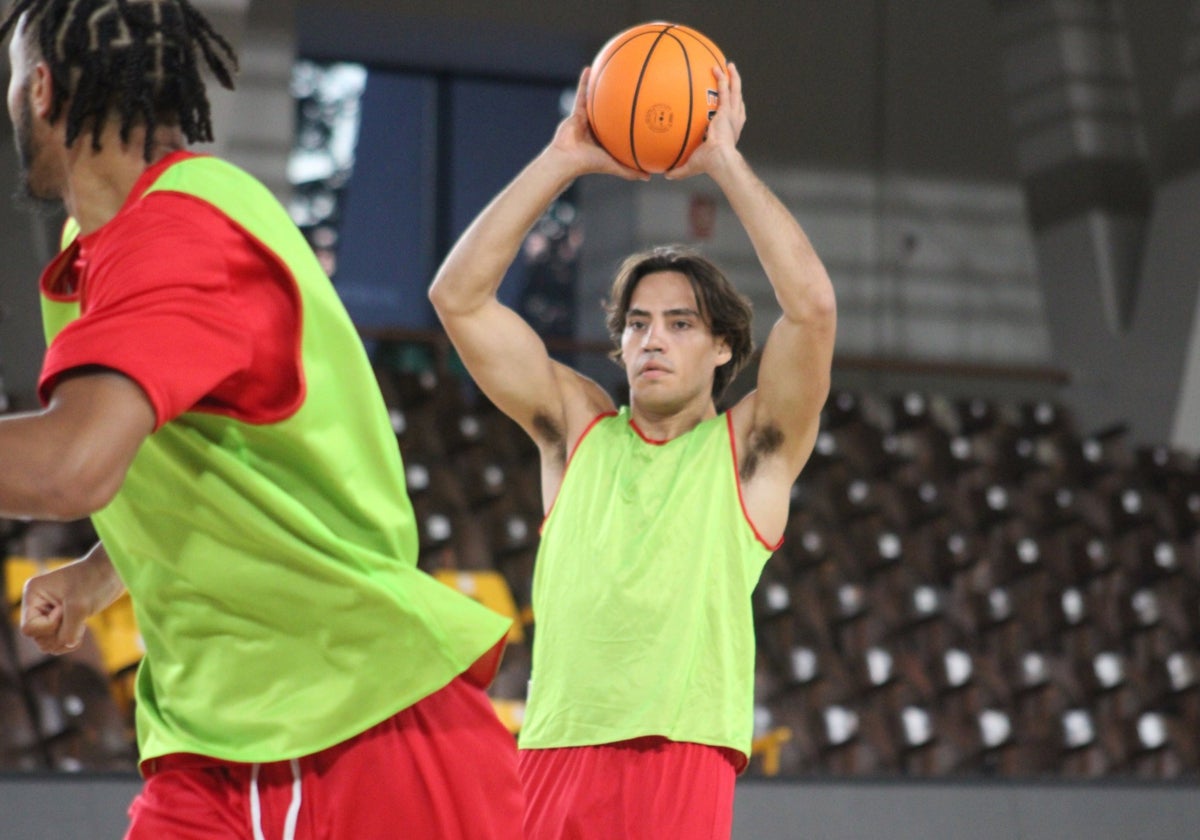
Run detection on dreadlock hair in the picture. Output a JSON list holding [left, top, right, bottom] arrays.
[[605, 245, 755, 401], [0, 0, 238, 160]]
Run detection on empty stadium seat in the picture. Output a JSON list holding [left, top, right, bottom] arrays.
[[5, 376, 1197, 782], [0, 621, 44, 771], [0, 676, 43, 771], [1123, 710, 1198, 778], [482, 498, 539, 557], [453, 448, 510, 509], [23, 652, 135, 772], [749, 725, 793, 777]]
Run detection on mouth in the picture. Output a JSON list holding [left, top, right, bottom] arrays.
[[638, 361, 671, 378]]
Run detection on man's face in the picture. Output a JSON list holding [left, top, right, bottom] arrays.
[[620, 270, 732, 413], [7, 14, 59, 208]]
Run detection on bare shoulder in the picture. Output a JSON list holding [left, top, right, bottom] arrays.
[[729, 389, 818, 487], [535, 363, 616, 467], [728, 387, 826, 546]]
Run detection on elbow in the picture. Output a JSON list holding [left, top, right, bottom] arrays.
[[428, 272, 491, 321], [432, 277, 451, 309], [39, 472, 120, 521], [810, 284, 838, 323], [427, 273, 461, 318], [35, 457, 124, 521], [782, 281, 837, 330], [427, 276, 445, 310]]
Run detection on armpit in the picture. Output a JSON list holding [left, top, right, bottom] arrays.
[[740, 423, 785, 481], [532, 411, 568, 465]]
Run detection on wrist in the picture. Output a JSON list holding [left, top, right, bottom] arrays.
[[538, 145, 587, 188], [705, 146, 748, 185], [79, 552, 124, 611]]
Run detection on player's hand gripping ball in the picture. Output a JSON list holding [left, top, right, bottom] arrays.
[[586, 22, 727, 174]]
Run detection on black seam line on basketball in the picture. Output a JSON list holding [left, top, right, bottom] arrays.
[[663, 30, 693, 172], [630, 25, 674, 173], [591, 29, 654, 132], [676, 28, 723, 73], [597, 29, 652, 77], [674, 28, 724, 169]]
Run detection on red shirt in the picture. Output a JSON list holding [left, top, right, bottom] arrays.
[[38, 151, 303, 429]]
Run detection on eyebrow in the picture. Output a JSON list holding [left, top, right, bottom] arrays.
[[627, 307, 702, 318]]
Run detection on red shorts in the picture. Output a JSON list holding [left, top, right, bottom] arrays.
[[126, 675, 523, 840], [518, 737, 739, 840]]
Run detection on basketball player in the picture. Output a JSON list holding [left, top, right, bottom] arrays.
[[3, 2, 522, 837], [430, 61, 837, 839]]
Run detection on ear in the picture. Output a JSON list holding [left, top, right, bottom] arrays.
[[714, 335, 733, 367], [28, 61, 54, 119]]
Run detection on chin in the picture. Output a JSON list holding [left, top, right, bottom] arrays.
[[632, 388, 678, 410], [12, 170, 64, 216]]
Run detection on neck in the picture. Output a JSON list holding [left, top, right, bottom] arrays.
[[60, 124, 186, 235], [628, 395, 717, 442]]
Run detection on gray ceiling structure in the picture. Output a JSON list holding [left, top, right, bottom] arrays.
[[0, 0, 1196, 446], [296, 0, 1199, 446]]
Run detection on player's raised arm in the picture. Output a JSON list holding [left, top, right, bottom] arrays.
[[677, 63, 836, 465], [429, 69, 642, 457]]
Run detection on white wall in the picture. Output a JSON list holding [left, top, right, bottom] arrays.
[[576, 166, 1048, 368]]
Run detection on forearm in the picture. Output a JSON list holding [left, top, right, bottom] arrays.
[[430, 147, 579, 315], [0, 409, 98, 520], [707, 149, 835, 323], [20, 539, 126, 653], [0, 373, 153, 520]]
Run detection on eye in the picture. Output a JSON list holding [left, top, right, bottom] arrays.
[[627, 320, 647, 331], [673, 320, 692, 330]]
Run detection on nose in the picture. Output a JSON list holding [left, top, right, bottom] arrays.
[[640, 319, 665, 352]]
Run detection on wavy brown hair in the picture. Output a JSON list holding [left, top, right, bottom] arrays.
[[605, 245, 754, 400]]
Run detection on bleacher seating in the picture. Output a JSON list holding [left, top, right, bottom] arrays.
[[747, 387, 1200, 779], [2, 369, 1197, 781], [1, 550, 138, 774]]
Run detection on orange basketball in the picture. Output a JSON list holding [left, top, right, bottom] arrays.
[[586, 22, 727, 174]]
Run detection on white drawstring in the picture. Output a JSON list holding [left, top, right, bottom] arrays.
[[250, 764, 266, 840], [283, 759, 303, 840], [250, 759, 304, 840]]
